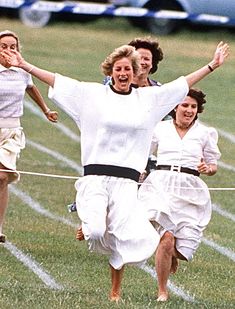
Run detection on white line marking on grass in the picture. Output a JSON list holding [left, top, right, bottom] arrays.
[[212, 203, 235, 222], [218, 129, 235, 144], [3, 241, 63, 290], [25, 100, 81, 143], [27, 139, 83, 175], [218, 161, 235, 173], [139, 264, 195, 302], [10, 186, 77, 229], [202, 238, 235, 262]]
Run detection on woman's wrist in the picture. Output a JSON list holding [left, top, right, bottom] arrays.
[[207, 61, 218, 71], [20, 60, 34, 73], [27, 65, 35, 73], [207, 166, 213, 175], [44, 108, 51, 115]]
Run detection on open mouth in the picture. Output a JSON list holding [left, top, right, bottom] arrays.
[[119, 77, 128, 82]]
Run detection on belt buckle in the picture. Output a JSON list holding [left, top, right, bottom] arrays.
[[171, 165, 181, 172]]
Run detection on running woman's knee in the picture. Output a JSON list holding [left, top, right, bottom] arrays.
[[160, 231, 175, 254]]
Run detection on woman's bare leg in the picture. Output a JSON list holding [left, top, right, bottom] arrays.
[[156, 231, 186, 301], [170, 256, 179, 274], [155, 231, 175, 301], [109, 265, 125, 302], [0, 168, 9, 242]]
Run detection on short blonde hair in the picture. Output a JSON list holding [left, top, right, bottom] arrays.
[[101, 45, 140, 76], [0, 30, 21, 51]]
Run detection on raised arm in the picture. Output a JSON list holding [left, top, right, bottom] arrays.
[[1, 49, 55, 87], [185, 41, 229, 88]]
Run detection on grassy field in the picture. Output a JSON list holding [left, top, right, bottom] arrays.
[[0, 16, 235, 309]]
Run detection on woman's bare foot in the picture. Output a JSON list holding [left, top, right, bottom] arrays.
[[170, 256, 179, 274], [109, 291, 120, 302], [109, 265, 123, 302], [76, 226, 84, 241], [157, 292, 169, 302]]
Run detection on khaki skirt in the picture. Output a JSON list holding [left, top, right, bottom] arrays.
[[0, 127, 25, 183]]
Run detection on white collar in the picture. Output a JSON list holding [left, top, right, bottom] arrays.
[[0, 63, 20, 72]]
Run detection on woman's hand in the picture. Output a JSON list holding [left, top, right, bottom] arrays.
[[197, 158, 216, 176], [45, 110, 58, 123], [139, 171, 148, 183], [208, 41, 230, 70], [0, 49, 25, 68]]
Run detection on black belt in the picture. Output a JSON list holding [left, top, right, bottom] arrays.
[[156, 165, 200, 177], [84, 164, 140, 182]]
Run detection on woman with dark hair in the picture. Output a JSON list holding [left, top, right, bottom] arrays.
[[139, 88, 221, 302], [0, 30, 58, 243], [128, 36, 163, 87]]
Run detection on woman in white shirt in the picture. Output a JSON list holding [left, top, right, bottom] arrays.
[[1, 42, 228, 302], [139, 88, 221, 302], [0, 30, 58, 244]]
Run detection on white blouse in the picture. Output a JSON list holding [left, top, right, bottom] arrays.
[[150, 119, 221, 169]]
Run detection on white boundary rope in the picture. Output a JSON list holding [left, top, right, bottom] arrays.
[[0, 168, 79, 179], [1, 169, 234, 190]]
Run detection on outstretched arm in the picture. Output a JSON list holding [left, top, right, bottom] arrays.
[[1, 49, 55, 87], [185, 41, 229, 88]]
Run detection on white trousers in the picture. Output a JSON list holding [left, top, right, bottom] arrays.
[[75, 175, 159, 269]]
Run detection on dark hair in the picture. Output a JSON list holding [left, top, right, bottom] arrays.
[[169, 88, 206, 120], [128, 37, 163, 74]]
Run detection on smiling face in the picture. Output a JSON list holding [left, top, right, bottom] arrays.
[[0, 35, 18, 68], [111, 57, 134, 93], [175, 96, 198, 127], [137, 48, 153, 77]]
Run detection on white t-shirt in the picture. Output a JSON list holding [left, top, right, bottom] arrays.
[[0, 64, 33, 118], [49, 74, 188, 172]]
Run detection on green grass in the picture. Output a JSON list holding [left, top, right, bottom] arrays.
[[0, 16, 234, 308]]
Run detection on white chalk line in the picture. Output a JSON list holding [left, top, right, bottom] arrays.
[[3, 184, 77, 290], [10, 185, 77, 229], [217, 128, 235, 144], [218, 161, 235, 173], [212, 203, 235, 222], [202, 237, 235, 262], [24, 100, 81, 143], [27, 139, 83, 175], [3, 241, 63, 290]]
